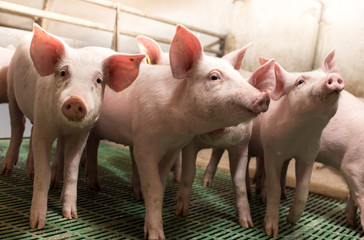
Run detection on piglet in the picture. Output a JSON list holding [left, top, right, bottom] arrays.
[[249, 51, 344, 236], [261, 89, 364, 230], [175, 56, 276, 229], [85, 25, 270, 239], [4, 23, 144, 229]]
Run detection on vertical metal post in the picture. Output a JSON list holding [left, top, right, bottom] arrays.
[[111, 2, 120, 52], [311, 0, 325, 70], [35, 0, 51, 29]]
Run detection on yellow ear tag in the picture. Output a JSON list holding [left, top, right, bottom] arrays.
[[146, 56, 151, 65]]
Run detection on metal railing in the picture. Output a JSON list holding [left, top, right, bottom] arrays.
[[0, 0, 226, 56]]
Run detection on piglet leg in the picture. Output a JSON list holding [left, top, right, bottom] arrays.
[[175, 143, 198, 217], [30, 125, 56, 229], [203, 148, 224, 188], [60, 131, 89, 220], [286, 158, 315, 224], [228, 144, 253, 228]]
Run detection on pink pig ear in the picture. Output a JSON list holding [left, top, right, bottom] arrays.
[[30, 23, 65, 77], [137, 36, 163, 65], [104, 53, 145, 92], [222, 43, 251, 70], [270, 62, 288, 101], [259, 57, 269, 65], [169, 25, 203, 79], [248, 58, 275, 92], [321, 49, 340, 74]]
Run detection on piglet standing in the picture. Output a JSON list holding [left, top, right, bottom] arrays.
[[249, 51, 344, 236], [84, 25, 271, 239], [5, 23, 144, 229], [175, 56, 276, 228], [260, 89, 364, 231]]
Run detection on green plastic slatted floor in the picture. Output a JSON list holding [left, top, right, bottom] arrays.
[[0, 139, 363, 239]]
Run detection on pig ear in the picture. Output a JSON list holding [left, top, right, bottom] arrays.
[[137, 36, 163, 65], [104, 54, 145, 92], [169, 25, 203, 79], [222, 43, 251, 70], [30, 23, 65, 77], [248, 58, 275, 92], [321, 49, 340, 74], [259, 57, 269, 65], [270, 63, 287, 101]]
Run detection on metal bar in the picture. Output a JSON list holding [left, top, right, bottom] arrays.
[[78, 0, 225, 39], [113, 3, 120, 51], [0, 1, 114, 32], [118, 28, 222, 55], [204, 39, 221, 49]]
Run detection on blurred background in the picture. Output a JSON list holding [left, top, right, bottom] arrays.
[[0, 0, 363, 138]]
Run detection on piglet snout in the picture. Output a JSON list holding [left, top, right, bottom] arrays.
[[326, 73, 345, 93], [253, 92, 270, 113], [61, 97, 87, 121]]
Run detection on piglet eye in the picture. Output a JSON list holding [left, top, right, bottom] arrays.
[[60, 69, 67, 77], [210, 74, 220, 81], [297, 77, 305, 86], [96, 78, 102, 84]]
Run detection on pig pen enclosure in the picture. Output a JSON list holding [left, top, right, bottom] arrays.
[[0, 0, 364, 239]]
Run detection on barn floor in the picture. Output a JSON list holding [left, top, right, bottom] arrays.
[[0, 139, 362, 239]]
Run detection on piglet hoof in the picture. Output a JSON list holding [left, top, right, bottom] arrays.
[[88, 180, 102, 191], [175, 198, 190, 216], [62, 207, 78, 220], [0, 162, 13, 176], [239, 219, 254, 228], [346, 218, 358, 227], [264, 217, 279, 237], [29, 206, 47, 229], [286, 214, 299, 225], [144, 223, 165, 240], [202, 178, 213, 188]]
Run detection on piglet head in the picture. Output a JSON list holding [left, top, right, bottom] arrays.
[[267, 50, 344, 117], [30, 23, 144, 128], [168, 25, 274, 131]]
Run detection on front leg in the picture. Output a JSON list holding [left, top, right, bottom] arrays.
[[228, 144, 253, 228], [30, 125, 56, 229], [203, 148, 224, 188], [133, 143, 165, 240], [286, 158, 315, 224], [60, 131, 89, 220], [264, 156, 284, 237], [175, 142, 199, 216]]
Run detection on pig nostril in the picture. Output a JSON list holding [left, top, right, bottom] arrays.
[[327, 79, 333, 85], [66, 104, 71, 110], [78, 106, 83, 112], [338, 79, 343, 84]]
